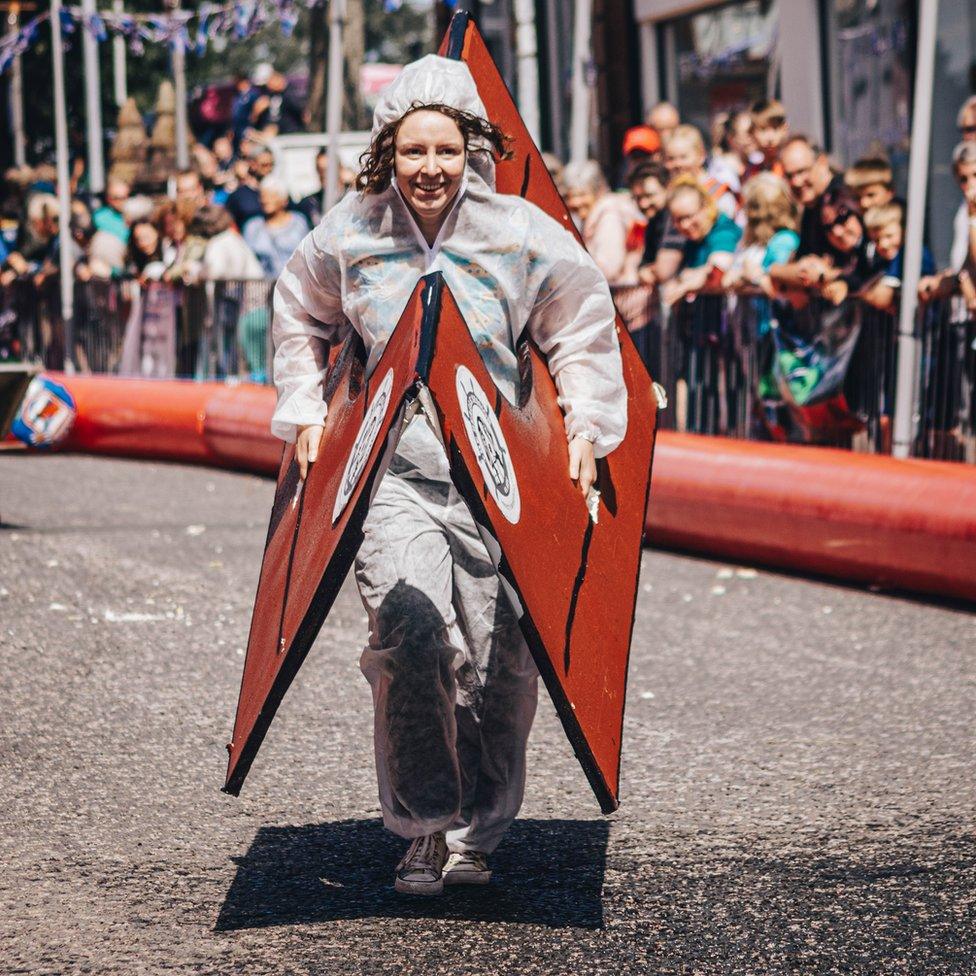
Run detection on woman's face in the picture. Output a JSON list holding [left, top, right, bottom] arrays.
[[670, 189, 712, 242], [823, 204, 862, 253], [565, 186, 598, 222], [394, 110, 466, 227], [132, 222, 159, 256]]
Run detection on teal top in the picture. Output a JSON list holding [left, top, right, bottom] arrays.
[[93, 206, 129, 244], [762, 228, 800, 269], [682, 213, 742, 268]]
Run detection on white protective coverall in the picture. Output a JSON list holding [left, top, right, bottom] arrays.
[[271, 55, 627, 854]]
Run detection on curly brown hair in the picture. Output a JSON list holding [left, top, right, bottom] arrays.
[[357, 102, 512, 194]]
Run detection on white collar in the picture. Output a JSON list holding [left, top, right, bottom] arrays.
[[391, 170, 469, 266]]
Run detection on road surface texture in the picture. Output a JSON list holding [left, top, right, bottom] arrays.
[[1, 453, 973, 975]]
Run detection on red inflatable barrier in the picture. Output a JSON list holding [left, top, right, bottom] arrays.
[[26, 374, 976, 603], [648, 433, 976, 603], [50, 374, 280, 476]]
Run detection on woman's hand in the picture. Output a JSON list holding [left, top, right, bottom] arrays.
[[568, 435, 597, 498], [296, 424, 324, 481]]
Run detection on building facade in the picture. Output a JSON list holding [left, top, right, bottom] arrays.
[[632, 0, 974, 265]]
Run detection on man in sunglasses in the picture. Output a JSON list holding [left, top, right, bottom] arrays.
[[767, 134, 846, 295], [949, 97, 976, 272]]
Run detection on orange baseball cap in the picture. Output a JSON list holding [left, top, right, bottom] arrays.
[[622, 125, 661, 156]]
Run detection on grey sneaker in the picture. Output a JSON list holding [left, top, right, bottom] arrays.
[[394, 832, 448, 895], [443, 850, 491, 886]]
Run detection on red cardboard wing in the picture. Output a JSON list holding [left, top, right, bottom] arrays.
[[224, 278, 440, 795], [438, 14, 659, 811], [426, 287, 656, 813]]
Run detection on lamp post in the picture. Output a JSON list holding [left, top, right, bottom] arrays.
[[323, 0, 346, 214], [81, 0, 106, 194], [50, 0, 75, 371], [892, 0, 940, 458]]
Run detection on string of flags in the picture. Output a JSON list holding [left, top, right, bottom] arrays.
[[0, 0, 353, 76]]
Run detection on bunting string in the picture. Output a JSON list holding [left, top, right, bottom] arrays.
[[0, 0, 314, 75]]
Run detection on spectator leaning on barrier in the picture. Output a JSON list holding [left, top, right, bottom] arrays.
[[127, 219, 168, 282], [844, 156, 896, 214], [226, 147, 275, 232], [660, 176, 742, 306], [639, 125, 739, 290], [562, 159, 646, 286], [768, 135, 845, 296], [628, 161, 670, 274], [861, 202, 936, 315], [808, 185, 874, 306], [92, 179, 131, 244], [920, 140, 976, 313], [243, 176, 310, 280], [949, 97, 976, 272], [192, 203, 264, 281], [1, 192, 59, 287], [722, 173, 799, 298]]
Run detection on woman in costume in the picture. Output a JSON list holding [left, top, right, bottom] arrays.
[[271, 55, 627, 895]]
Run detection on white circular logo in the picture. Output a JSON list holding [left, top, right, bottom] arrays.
[[332, 369, 395, 524], [455, 365, 521, 524]]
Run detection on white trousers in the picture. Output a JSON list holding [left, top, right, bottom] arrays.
[[354, 416, 538, 855]]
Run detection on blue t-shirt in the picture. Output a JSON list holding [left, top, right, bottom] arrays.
[[878, 245, 936, 283], [243, 211, 310, 279], [762, 228, 800, 269], [682, 212, 743, 269]]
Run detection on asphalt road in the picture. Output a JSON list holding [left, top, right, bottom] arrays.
[[1, 453, 973, 975]]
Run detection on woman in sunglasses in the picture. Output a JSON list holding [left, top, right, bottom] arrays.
[[804, 186, 872, 306]]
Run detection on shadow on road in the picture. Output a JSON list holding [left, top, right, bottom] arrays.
[[215, 817, 609, 930]]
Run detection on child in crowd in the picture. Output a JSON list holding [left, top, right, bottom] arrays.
[[844, 157, 896, 214], [861, 202, 935, 313], [749, 99, 789, 177], [722, 173, 799, 298]]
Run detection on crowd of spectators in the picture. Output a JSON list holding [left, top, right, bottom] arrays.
[[0, 62, 356, 295], [552, 96, 976, 322], [1, 75, 974, 446]]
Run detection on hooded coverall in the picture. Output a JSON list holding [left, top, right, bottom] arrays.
[[270, 56, 627, 854]]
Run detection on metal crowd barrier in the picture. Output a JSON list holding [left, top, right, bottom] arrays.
[[2, 276, 973, 464], [610, 283, 974, 464], [1, 277, 275, 384]]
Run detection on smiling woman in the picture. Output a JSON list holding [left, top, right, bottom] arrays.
[[267, 54, 628, 898]]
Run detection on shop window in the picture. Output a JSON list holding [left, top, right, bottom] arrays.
[[662, 0, 778, 140]]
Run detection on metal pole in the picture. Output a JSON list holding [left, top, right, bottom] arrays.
[[169, 0, 190, 170], [6, 5, 26, 167], [892, 0, 939, 459], [513, 0, 541, 145], [51, 0, 75, 371], [324, 0, 346, 213], [81, 0, 105, 194], [569, 0, 593, 165], [112, 0, 126, 106]]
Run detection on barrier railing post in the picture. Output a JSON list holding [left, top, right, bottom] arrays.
[[892, 0, 940, 458]]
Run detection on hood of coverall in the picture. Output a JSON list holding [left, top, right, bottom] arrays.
[[370, 54, 497, 192]]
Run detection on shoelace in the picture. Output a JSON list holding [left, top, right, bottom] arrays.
[[400, 834, 441, 871]]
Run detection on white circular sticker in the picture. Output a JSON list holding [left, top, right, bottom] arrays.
[[332, 368, 395, 524], [455, 365, 521, 524]]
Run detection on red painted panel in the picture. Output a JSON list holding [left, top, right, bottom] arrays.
[[439, 14, 659, 810], [223, 280, 430, 794], [426, 287, 656, 811]]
